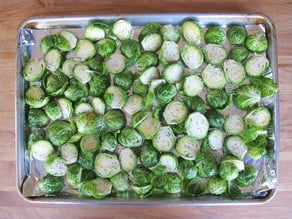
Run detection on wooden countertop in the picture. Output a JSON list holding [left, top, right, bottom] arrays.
[[1, 0, 291, 218]]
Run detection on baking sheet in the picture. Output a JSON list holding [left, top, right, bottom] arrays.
[[16, 13, 279, 205]]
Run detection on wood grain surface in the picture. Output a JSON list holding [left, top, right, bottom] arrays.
[[0, 0, 292, 218]]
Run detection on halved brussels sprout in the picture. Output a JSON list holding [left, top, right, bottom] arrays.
[[140, 141, 159, 168], [118, 127, 143, 147], [104, 109, 126, 132], [22, 58, 45, 82], [163, 100, 188, 125], [96, 38, 116, 57], [25, 85, 49, 108], [84, 21, 109, 41], [136, 51, 158, 71], [38, 175, 64, 194], [176, 135, 200, 160], [80, 134, 100, 153], [246, 33, 268, 52], [75, 39, 96, 61], [112, 19, 132, 41], [181, 44, 204, 70], [76, 112, 106, 135], [185, 112, 209, 140], [43, 71, 69, 97], [94, 153, 121, 178], [60, 143, 78, 164], [244, 107, 271, 128], [205, 26, 226, 44], [48, 120, 75, 146], [100, 133, 118, 152], [44, 100, 62, 120], [104, 86, 127, 109], [119, 148, 137, 171], [113, 70, 134, 91], [227, 25, 247, 45], [153, 126, 176, 152], [80, 178, 112, 199], [160, 24, 181, 42], [181, 20, 203, 45], [31, 140, 54, 161], [229, 45, 249, 63], [206, 89, 229, 109], [28, 108, 50, 128], [232, 84, 261, 110], [45, 154, 68, 176], [203, 43, 227, 65]]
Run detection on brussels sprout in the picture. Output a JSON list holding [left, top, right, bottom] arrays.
[[139, 66, 160, 85], [140, 141, 159, 168], [207, 177, 227, 195], [53, 34, 71, 52], [159, 41, 180, 65], [44, 100, 62, 120], [205, 109, 225, 128], [131, 110, 150, 128], [27, 129, 46, 151], [123, 94, 144, 115], [85, 54, 103, 72], [249, 76, 278, 98], [132, 184, 153, 197], [75, 39, 96, 61], [59, 30, 78, 51], [229, 45, 249, 63], [136, 51, 158, 71], [91, 97, 106, 115], [132, 79, 148, 96], [60, 143, 78, 164], [96, 38, 116, 57], [40, 35, 55, 54], [28, 108, 50, 128], [113, 70, 134, 91], [78, 151, 95, 170], [45, 154, 67, 176], [181, 20, 203, 45], [76, 112, 106, 135], [176, 135, 200, 160], [103, 51, 127, 75], [84, 21, 108, 41], [80, 134, 100, 153], [112, 19, 132, 41], [43, 71, 69, 96], [155, 83, 177, 105], [136, 114, 160, 140], [80, 178, 112, 199], [120, 39, 142, 66], [118, 127, 143, 147], [163, 101, 188, 125], [138, 22, 161, 41], [72, 64, 92, 84], [66, 163, 96, 187], [185, 112, 209, 140], [57, 97, 74, 120], [38, 175, 64, 194], [162, 63, 183, 83], [184, 96, 206, 113], [206, 89, 229, 109], [153, 126, 176, 152], [246, 32, 268, 52], [100, 133, 118, 152], [160, 24, 181, 42], [119, 148, 137, 171], [61, 58, 80, 77], [235, 164, 258, 187], [208, 129, 224, 150], [203, 43, 227, 65], [245, 107, 271, 129], [189, 181, 207, 197], [159, 153, 178, 172], [223, 59, 246, 85], [95, 153, 121, 178], [195, 152, 217, 178], [104, 109, 126, 132], [246, 135, 267, 160], [25, 85, 49, 108], [110, 172, 129, 192], [225, 136, 247, 159], [129, 166, 151, 186], [224, 115, 244, 135], [226, 25, 247, 45], [219, 160, 240, 181], [144, 79, 166, 107], [232, 85, 261, 110], [104, 86, 127, 109], [226, 182, 243, 200], [183, 75, 204, 97], [48, 120, 75, 146], [178, 159, 197, 180], [22, 58, 45, 82], [74, 102, 93, 115], [241, 126, 267, 143], [44, 48, 62, 72], [245, 54, 269, 77], [141, 33, 162, 52], [181, 44, 204, 70], [89, 73, 110, 97], [163, 172, 182, 194], [202, 64, 226, 89], [150, 165, 168, 188], [205, 26, 226, 44], [31, 140, 54, 161]]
